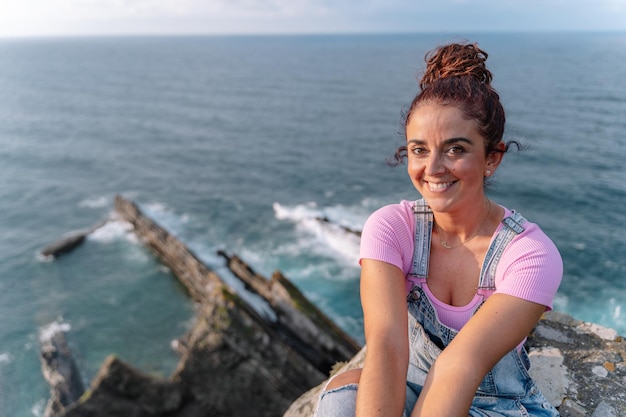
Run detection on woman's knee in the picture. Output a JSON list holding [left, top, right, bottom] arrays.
[[325, 368, 362, 390], [315, 370, 361, 417]]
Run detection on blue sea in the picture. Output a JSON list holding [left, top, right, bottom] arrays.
[[0, 32, 625, 417]]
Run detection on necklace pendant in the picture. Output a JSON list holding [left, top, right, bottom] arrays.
[[441, 240, 454, 249]]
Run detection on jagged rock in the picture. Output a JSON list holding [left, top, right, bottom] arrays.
[[170, 301, 325, 417], [217, 250, 360, 373], [62, 355, 186, 417], [315, 216, 362, 236], [39, 328, 85, 417], [40, 221, 106, 258]]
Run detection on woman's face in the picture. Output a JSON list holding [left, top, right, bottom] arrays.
[[405, 103, 501, 214]]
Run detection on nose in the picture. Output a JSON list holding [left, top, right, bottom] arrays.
[[425, 152, 446, 176]]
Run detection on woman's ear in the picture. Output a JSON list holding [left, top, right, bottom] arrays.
[[485, 142, 506, 176]]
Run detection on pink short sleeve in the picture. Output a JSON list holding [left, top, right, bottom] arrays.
[[494, 219, 563, 310], [359, 201, 415, 275]]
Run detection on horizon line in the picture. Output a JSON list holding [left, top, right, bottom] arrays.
[[1, 28, 625, 40]]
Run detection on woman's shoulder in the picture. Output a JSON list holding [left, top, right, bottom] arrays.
[[495, 206, 563, 308], [360, 200, 417, 273], [498, 206, 563, 282], [503, 207, 560, 255], [366, 200, 416, 222], [363, 200, 416, 234]]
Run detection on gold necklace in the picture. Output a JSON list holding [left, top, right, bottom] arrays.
[[435, 201, 491, 249]]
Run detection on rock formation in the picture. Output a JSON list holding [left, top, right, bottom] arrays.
[[40, 195, 359, 417], [39, 195, 625, 417], [39, 221, 105, 258], [39, 326, 86, 417]]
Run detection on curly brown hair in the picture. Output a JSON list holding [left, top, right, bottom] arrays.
[[393, 42, 519, 165]]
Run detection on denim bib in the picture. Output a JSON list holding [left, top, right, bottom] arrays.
[[405, 199, 558, 416]]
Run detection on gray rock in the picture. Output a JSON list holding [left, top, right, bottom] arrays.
[[591, 400, 618, 417], [40, 221, 106, 258], [39, 326, 85, 417], [528, 347, 569, 407]]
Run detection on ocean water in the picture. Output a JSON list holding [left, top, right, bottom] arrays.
[[0, 32, 625, 416]]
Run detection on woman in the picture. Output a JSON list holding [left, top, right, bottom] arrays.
[[315, 42, 562, 416]]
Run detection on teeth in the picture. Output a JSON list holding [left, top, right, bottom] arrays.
[[428, 181, 454, 191]]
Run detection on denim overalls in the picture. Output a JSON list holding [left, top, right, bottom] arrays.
[[315, 200, 558, 417]]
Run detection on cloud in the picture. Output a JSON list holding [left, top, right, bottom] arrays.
[[0, 0, 337, 36], [0, 0, 624, 37], [0, 0, 334, 20]]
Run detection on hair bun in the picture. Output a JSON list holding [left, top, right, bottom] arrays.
[[420, 43, 492, 90]]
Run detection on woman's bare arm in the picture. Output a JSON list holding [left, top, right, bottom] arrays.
[[356, 259, 410, 417], [411, 294, 545, 417]]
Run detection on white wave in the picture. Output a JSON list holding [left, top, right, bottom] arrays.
[[0, 352, 12, 364], [609, 298, 622, 321], [273, 201, 320, 222], [552, 293, 569, 311], [35, 251, 55, 263], [273, 202, 363, 267], [31, 398, 46, 417], [39, 319, 71, 343], [88, 218, 136, 244], [141, 201, 190, 235], [78, 195, 110, 209]]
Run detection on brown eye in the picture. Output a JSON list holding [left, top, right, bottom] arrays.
[[446, 146, 466, 155]]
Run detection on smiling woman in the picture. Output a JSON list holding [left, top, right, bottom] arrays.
[[315, 42, 563, 417]]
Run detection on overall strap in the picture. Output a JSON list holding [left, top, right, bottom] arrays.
[[477, 211, 527, 292], [410, 199, 433, 280]]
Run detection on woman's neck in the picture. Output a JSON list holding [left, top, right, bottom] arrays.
[[432, 199, 499, 247]]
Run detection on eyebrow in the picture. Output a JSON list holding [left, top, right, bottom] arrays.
[[407, 137, 474, 146]]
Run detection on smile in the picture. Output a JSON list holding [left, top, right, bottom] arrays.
[[426, 181, 456, 192]]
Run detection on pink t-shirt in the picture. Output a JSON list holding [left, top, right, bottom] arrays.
[[359, 200, 563, 330]]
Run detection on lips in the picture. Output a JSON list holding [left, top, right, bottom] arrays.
[[426, 181, 456, 192]]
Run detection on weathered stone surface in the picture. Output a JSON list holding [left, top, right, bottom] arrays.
[[528, 347, 569, 407], [527, 312, 626, 416], [39, 327, 85, 417], [218, 251, 360, 373], [315, 216, 362, 236], [63, 355, 186, 417], [40, 221, 106, 258], [115, 195, 224, 305], [283, 311, 626, 417], [171, 301, 324, 417]]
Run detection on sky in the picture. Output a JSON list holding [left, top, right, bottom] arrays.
[[0, 0, 625, 38]]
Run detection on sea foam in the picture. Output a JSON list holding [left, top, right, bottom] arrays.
[[88, 217, 136, 244], [273, 202, 362, 267], [38, 319, 71, 343]]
